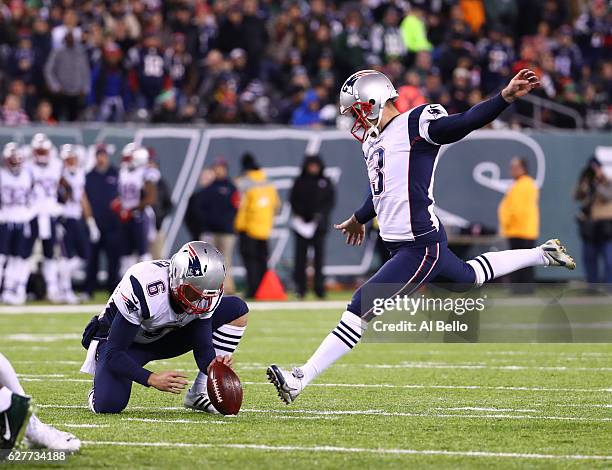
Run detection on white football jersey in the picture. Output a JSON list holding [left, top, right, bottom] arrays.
[[28, 157, 63, 217], [361, 103, 448, 242], [118, 165, 161, 210], [107, 259, 212, 344], [62, 168, 86, 219], [0, 167, 34, 223]]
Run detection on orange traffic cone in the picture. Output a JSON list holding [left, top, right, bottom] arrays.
[[254, 270, 287, 300]]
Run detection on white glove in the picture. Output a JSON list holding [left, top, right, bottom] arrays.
[[87, 217, 101, 243]]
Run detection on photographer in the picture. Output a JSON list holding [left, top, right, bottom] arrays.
[[575, 157, 612, 284]]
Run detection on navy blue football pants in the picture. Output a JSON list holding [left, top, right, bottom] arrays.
[[92, 296, 247, 413], [121, 214, 148, 257], [0, 222, 32, 258], [348, 241, 476, 320], [60, 218, 91, 260]]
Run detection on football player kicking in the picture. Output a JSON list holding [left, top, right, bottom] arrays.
[[81, 241, 248, 414], [0, 352, 81, 451], [267, 69, 576, 404]]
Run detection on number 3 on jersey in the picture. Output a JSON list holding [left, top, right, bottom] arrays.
[[371, 148, 385, 196]]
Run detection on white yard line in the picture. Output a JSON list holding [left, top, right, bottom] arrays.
[[16, 360, 612, 373], [434, 407, 538, 413], [38, 402, 612, 412], [19, 378, 91, 383], [244, 381, 612, 393], [13, 360, 82, 365], [81, 440, 612, 461], [34, 404, 611, 422], [240, 408, 612, 422], [363, 363, 612, 372], [122, 417, 227, 425], [53, 423, 109, 428], [20, 376, 612, 393]]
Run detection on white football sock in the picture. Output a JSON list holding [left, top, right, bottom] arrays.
[[58, 257, 75, 296], [300, 311, 367, 387], [468, 247, 547, 286], [212, 324, 245, 356], [42, 258, 60, 298], [0, 386, 12, 412], [15, 258, 31, 304], [192, 373, 208, 395], [193, 324, 246, 394], [0, 353, 26, 395], [2, 257, 18, 299]]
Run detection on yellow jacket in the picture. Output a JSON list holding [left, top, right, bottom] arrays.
[[234, 169, 280, 240], [498, 175, 539, 239]]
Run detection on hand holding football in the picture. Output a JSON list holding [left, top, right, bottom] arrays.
[[207, 359, 243, 415]]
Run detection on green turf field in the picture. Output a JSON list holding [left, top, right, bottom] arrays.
[[0, 303, 611, 469]]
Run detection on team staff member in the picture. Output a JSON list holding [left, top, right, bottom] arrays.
[[85, 144, 121, 296], [498, 157, 540, 289], [235, 153, 280, 298], [289, 154, 335, 299], [190, 158, 239, 294]]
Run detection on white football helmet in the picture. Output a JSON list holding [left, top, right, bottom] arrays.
[[121, 142, 136, 167], [121, 144, 149, 170], [60, 144, 79, 172], [3, 142, 24, 173], [169, 241, 225, 315], [131, 147, 150, 168], [339, 70, 398, 142], [31, 133, 53, 165]]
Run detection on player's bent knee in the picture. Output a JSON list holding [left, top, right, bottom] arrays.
[[89, 386, 130, 414], [224, 296, 249, 316], [91, 394, 129, 414], [229, 313, 248, 328]]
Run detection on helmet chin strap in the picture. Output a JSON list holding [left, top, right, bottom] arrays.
[[366, 104, 386, 140]]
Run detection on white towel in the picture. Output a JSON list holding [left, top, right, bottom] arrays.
[[290, 215, 317, 239], [38, 215, 51, 240], [80, 339, 99, 375]]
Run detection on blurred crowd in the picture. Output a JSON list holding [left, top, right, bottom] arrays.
[[0, 0, 610, 129]]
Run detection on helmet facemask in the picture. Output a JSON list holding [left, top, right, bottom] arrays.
[[342, 101, 383, 143], [60, 145, 79, 173], [64, 155, 79, 173], [33, 147, 50, 165], [121, 143, 137, 170], [173, 282, 223, 315], [4, 148, 23, 174]]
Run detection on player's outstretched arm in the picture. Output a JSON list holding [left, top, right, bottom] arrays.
[[428, 69, 540, 145], [500, 69, 541, 103]]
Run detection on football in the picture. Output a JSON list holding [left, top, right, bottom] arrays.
[[207, 361, 243, 415]]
